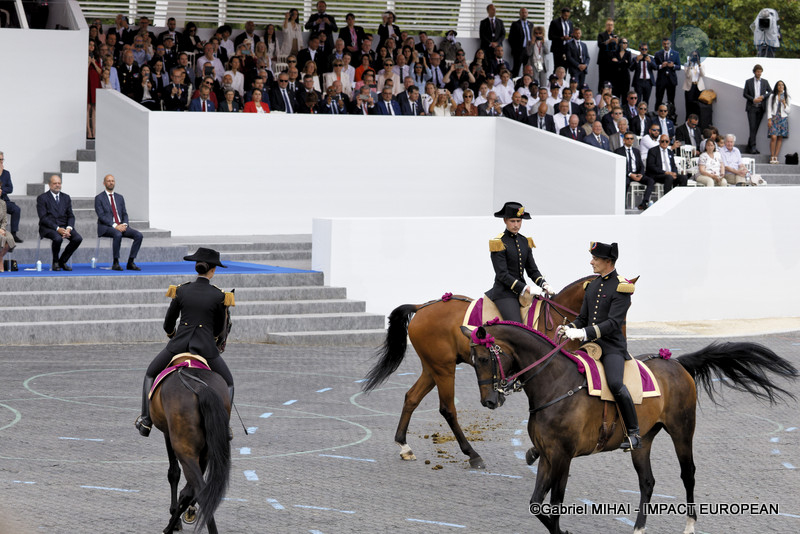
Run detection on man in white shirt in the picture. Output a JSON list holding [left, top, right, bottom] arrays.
[[719, 134, 749, 184], [639, 123, 661, 161], [196, 43, 225, 83], [553, 100, 571, 131], [219, 25, 235, 58]]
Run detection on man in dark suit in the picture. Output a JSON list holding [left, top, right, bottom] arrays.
[[270, 73, 299, 113], [162, 67, 189, 111], [617, 132, 654, 210], [559, 114, 585, 141], [37, 175, 82, 271], [502, 92, 528, 122], [596, 18, 619, 92], [653, 104, 676, 140], [400, 86, 425, 116], [608, 118, 635, 152], [527, 102, 557, 132], [675, 114, 703, 155], [646, 134, 686, 193], [374, 88, 402, 116], [630, 43, 656, 107], [305, 0, 338, 43], [478, 92, 504, 117], [602, 106, 624, 136], [94, 174, 142, 271], [108, 14, 135, 45], [509, 8, 534, 76], [584, 121, 611, 150], [296, 35, 325, 73], [339, 13, 365, 54], [653, 38, 681, 107], [157, 17, 182, 46], [233, 20, 260, 50], [547, 7, 573, 72], [479, 3, 506, 55], [0, 153, 22, 242], [488, 46, 511, 77], [742, 64, 771, 154], [622, 91, 639, 120], [566, 27, 590, 89], [320, 82, 350, 114], [296, 75, 323, 113], [135, 16, 157, 45]]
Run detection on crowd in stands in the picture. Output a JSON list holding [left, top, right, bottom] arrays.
[[84, 2, 791, 207]]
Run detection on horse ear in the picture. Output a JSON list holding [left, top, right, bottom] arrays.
[[629, 276, 640, 285], [476, 326, 487, 339], [460, 326, 473, 339]]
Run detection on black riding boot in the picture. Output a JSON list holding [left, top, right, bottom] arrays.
[[227, 385, 235, 441], [135, 376, 155, 437], [615, 385, 642, 451]]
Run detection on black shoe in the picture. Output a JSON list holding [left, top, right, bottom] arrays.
[[12, 233, 23, 243], [59, 262, 72, 271], [637, 203, 647, 211], [620, 432, 642, 451], [751, 149, 760, 154], [111, 261, 123, 271], [52, 265, 62, 271], [126, 260, 141, 271], [135, 415, 152, 437]]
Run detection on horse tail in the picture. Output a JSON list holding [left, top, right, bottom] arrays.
[[362, 304, 419, 393], [194, 386, 231, 531], [676, 341, 798, 405]]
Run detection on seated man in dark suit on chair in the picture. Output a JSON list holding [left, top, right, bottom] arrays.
[[526, 102, 556, 132], [583, 121, 611, 150], [559, 114, 585, 141], [37, 175, 82, 271], [646, 134, 687, 193], [95, 174, 143, 271], [502, 91, 528, 122], [616, 132, 653, 210]]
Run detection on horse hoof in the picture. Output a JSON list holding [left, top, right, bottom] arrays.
[[525, 447, 539, 465], [398, 443, 417, 461], [182, 506, 197, 524], [469, 457, 486, 469]]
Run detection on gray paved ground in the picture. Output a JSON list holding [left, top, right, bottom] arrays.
[[0, 333, 798, 534]]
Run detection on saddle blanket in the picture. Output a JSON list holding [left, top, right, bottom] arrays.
[[463, 295, 542, 330], [149, 353, 211, 399], [570, 351, 661, 404]]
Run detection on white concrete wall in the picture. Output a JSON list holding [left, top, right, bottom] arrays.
[[313, 185, 800, 322], [0, 24, 87, 192]]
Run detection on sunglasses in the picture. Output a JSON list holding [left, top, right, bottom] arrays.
[[650, 129, 660, 132], [659, 140, 670, 143], [288, 59, 297, 63], [658, 109, 668, 112], [278, 79, 289, 83]]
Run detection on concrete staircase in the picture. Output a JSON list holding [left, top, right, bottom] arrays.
[[745, 152, 800, 185], [27, 140, 99, 198]]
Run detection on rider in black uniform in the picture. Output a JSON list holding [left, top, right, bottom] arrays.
[[486, 201, 554, 323], [135, 247, 234, 437], [558, 241, 641, 451]]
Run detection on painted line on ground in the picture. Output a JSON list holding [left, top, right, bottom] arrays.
[[11, 481, 35, 484], [247, 426, 258, 434], [293, 505, 355, 514], [615, 517, 635, 526], [406, 518, 465, 528], [772, 449, 781, 455], [58, 437, 104, 442], [223, 498, 248, 502], [786, 427, 797, 432], [309, 530, 325, 534], [80, 485, 139, 493], [260, 412, 273, 418], [266, 498, 285, 510], [316, 388, 332, 393], [283, 399, 298, 405], [771, 437, 780, 443], [354, 379, 367, 383], [783, 463, 796, 469], [511, 438, 522, 447], [514, 429, 524, 435], [778, 512, 800, 518], [619, 489, 676, 499], [397, 372, 415, 376], [468, 471, 523, 479], [580, 499, 595, 505], [243, 470, 259, 481], [239, 447, 251, 455], [514, 450, 526, 460], [318, 454, 376, 462]]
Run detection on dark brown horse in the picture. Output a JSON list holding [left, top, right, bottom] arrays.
[[464, 322, 798, 534], [149, 299, 234, 533], [362, 277, 600, 468]]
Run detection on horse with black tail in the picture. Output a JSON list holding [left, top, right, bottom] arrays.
[[361, 276, 612, 468], [464, 322, 798, 534]]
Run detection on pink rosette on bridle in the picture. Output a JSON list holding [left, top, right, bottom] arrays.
[[441, 292, 453, 302], [659, 348, 672, 360], [471, 329, 496, 347]]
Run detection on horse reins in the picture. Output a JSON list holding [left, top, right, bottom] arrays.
[[540, 296, 579, 331], [477, 338, 570, 395]]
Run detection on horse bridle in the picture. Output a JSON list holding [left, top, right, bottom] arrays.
[[541, 296, 579, 331], [472, 338, 570, 396]]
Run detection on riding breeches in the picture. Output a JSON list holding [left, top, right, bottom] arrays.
[[600, 350, 626, 395], [146, 348, 234, 387], [494, 297, 523, 324]]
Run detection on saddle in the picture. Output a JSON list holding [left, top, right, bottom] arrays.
[[149, 353, 211, 399], [569, 344, 661, 404], [463, 294, 543, 330]]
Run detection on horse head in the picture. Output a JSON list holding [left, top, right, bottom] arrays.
[[217, 289, 235, 353], [460, 325, 511, 410]]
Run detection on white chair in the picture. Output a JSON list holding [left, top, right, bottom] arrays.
[[35, 236, 73, 270], [94, 236, 117, 269], [741, 157, 756, 175], [627, 183, 646, 209], [679, 144, 695, 161]]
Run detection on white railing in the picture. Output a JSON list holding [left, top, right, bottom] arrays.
[[78, 0, 552, 36]]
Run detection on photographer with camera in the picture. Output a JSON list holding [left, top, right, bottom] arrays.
[[196, 43, 224, 83], [654, 38, 681, 107], [631, 42, 656, 108], [321, 82, 350, 114], [751, 9, 781, 58]]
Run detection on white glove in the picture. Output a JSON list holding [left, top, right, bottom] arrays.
[[556, 325, 568, 338], [525, 284, 544, 297], [564, 327, 586, 341], [542, 282, 555, 296]]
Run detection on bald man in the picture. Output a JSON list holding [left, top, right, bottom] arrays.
[[94, 174, 143, 270]]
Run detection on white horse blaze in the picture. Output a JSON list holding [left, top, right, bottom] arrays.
[[683, 517, 696, 534], [397, 443, 417, 461]]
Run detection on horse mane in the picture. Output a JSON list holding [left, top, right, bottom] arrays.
[[483, 319, 579, 360], [559, 275, 597, 293]]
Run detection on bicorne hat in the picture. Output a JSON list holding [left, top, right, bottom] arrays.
[[494, 202, 531, 219], [589, 241, 618, 261], [183, 247, 228, 268]]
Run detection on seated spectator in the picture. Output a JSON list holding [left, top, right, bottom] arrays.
[[234, 20, 260, 51], [581, 109, 601, 137], [0, 152, 22, 243], [399, 85, 424, 116], [439, 30, 463, 62], [218, 87, 242, 112], [559, 114, 585, 141], [196, 43, 225, 84], [220, 74, 245, 107], [105, 33, 121, 62], [558, 88, 580, 115], [493, 69, 515, 105], [132, 35, 152, 67], [349, 85, 373, 114], [488, 46, 511, 77], [545, 83, 561, 109], [474, 82, 490, 106], [578, 88, 596, 119], [176, 53, 195, 87], [653, 103, 676, 140], [429, 53, 447, 89], [355, 53, 375, 83], [553, 66, 568, 93], [301, 59, 322, 92], [224, 56, 245, 97], [244, 77, 265, 103], [639, 123, 661, 161], [162, 67, 189, 111], [430, 89, 456, 116], [159, 37, 178, 70], [410, 62, 431, 89], [149, 59, 169, 94], [675, 113, 703, 156], [373, 87, 402, 115], [395, 77, 413, 109], [527, 102, 556, 131], [514, 74, 537, 101], [270, 73, 299, 113], [323, 59, 353, 97], [297, 34, 325, 75], [646, 134, 687, 192], [502, 91, 527, 121], [133, 64, 160, 111], [719, 134, 749, 185], [471, 48, 489, 73], [341, 52, 356, 82], [100, 67, 116, 91], [297, 74, 323, 113], [529, 87, 549, 112], [696, 139, 728, 187], [320, 82, 350, 114], [250, 41, 273, 75], [583, 121, 611, 150], [189, 82, 216, 112], [218, 25, 235, 59], [616, 132, 654, 210], [191, 77, 219, 108], [477, 91, 501, 116], [37, 175, 82, 271], [118, 50, 140, 98], [243, 88, 270, 113], [609, 118, 635, 152], [353, 70, 378, 102], [420, 81, 436, 112], [108, 14, 134, 45], [444, 61, 474, 93], [377, 59, 401, 95], [158, 17, 182, 47], [0, 194, 15, 271], [630, 102, 651, 137], [602, 106, 624, 136], [553, 100, 571, 131], [94, 174, 142, 271]]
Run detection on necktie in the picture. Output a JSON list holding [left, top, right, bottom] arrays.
[[388, 101, 395, 115], [332, 99, 338, 114], [539, 117, 544, 129], [563, 20, 568, 37], [662, 149, 670, 172], [596, 135, 601, 143], [523, 22, 530, 46], [433, 69, 439, 87], [282, 89, 292, 113], [491, 18, 495, 33], [642, 60, 647, 79], [572, 128, 577, 139], [631, 106, 635, 116], [578, 41, 582, 62], [627, 148, 634, 173], [55, 194, 60, 204], [110, 193, 121, 224], [411, 101, 416, 115], [202, 99, 206, 112]]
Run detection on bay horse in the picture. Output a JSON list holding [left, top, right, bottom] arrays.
[[149, 295, 234, 533], [464, 322, 798, 534], [362, 276, 612, 468]]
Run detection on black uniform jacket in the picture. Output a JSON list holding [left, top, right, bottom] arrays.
[[569, 269, 633, 358], [486, 229, 545, 302], [164, 277, 226, 360]]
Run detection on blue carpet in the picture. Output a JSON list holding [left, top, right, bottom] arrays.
[[1, 261, 316, 277]]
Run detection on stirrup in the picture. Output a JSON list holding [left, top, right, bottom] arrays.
[[620, 433, 642, 452], [135, 415, 152, 437]]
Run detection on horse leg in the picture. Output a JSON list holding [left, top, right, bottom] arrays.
[[435, 374, 484, 469], [630, 426, 661, 534], [206, 516, 218, 534], [670, 430, 697, 533], [546, 454, 574, 534], [394, 371, 436, 461], [163, 460, 202, 534], [164, 437, 182, 531], [530, 455, 560, 533]]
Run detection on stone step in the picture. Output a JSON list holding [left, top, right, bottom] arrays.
[[757, 174, 800, 185], [265, 329, 386, 346], [86, 139, 95, 150], [176, 241, 312, 252], [61, 160, 80, 173], [219, 251, 311, 261], [8, 246, 185, 264], [9, 196, 97, 210], [0, 312, 384, 345], [753, 163, 800, 174], [11, 222, 167, 240], [0, 286, 348, 307], [0, 299, 366, 323], [77, 149, 96, 162]]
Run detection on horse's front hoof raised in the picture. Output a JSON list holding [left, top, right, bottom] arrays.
[[469, 456, 486, 469], [182, 506, 197, 524], [525, 447, 539, 465]]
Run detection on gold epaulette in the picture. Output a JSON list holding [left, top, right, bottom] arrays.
[[527, 236, 535, 248], [166, 281, 190, 298], [616, 276, 635, 294], [583, 280, 591, 290], [489, 233, 505, 252], [212, 284, 236, 306]]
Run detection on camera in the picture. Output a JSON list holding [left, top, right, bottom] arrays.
[[204, 64, 213, 76]]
